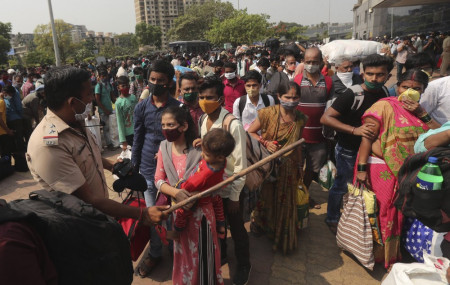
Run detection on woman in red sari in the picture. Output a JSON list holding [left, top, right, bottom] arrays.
[[356, 69, 440, 269]]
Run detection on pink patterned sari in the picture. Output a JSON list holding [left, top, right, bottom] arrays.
[[361, 97, 429, 268]]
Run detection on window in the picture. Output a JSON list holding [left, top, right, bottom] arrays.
[[364, 10, 368, 23], [356, 15, 359, 25]]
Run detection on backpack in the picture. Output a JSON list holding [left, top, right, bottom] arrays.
[[238, 94, 271, 118], [394, 147, 450, 233], [8, 190, 134, 285], [294, 73, 333, 139]]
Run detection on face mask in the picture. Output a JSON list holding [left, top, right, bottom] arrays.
[[364, 80, 385, 90], [183, 92, 198, 103], [246, 88, 259, 98], [135, 74, 143, 80], [14, 83, 23, 89], [279, 99, 298, 110], [4, 95, 12, 100], [224, 72, 236, 80], [73, 98, 92, 121], [304, 64, 320, 74], [398, 88, 421, 102], [120, 87, 130, 95], [148, 82, 168, 97], [33, 78, 37, 82], [336, 72, 353, 88], [199, 98, 221, 114], [162, 127, 183, 142]]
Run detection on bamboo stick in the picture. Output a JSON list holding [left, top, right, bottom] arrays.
[[163, 138, 305, 214]]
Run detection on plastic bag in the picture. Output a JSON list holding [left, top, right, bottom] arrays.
[[382, 253, 449, 285], [297, 181, 309, 230], [85, 116, 102, 149], [320, 40, 382, 64], [318, 160, 337, 190], [109, 112, 120, 147]]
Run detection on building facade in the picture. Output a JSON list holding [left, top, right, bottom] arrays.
[[353, 0, 450, 39], [134, 0, 209, 48]]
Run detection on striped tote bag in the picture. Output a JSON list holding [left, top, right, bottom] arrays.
[[336, 183, 375, 270]]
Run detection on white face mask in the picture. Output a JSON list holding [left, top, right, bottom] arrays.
[[73, 98, 92, 121], [304, 64, 320, 74], [224, 72, 236, 80], [336, 72, 354, 88], [4, 95, 12, 100]]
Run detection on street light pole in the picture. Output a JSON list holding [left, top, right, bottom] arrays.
[[238, 0, 240, 10], [47, 0, 61, 66]]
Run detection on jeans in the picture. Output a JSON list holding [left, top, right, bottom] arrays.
[[396, 62, 404, 81], [221, 192, 250, 267], [144, 178, 162, 258], [326, 143, 357, 223], [99, 113, 112, 146]]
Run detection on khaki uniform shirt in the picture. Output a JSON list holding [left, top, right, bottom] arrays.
[[27, 109, 108, 198]]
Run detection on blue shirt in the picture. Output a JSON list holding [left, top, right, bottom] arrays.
[[131, 95, 180, 179], [414, 121, 450, 153], [5, 89, 23, 121]]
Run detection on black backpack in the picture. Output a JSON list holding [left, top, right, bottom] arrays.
[[394, 147, 450, 232], [7, 190, 133, 285], [238, 94, 271, 118]]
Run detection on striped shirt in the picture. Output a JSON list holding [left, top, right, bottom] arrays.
[[296, 72, 333, 143]]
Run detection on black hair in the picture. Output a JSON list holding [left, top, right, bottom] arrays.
[[242, 70, 262, 83], [404, 52, 434, 70], [199, 77, 224, 98], [277, 81, 300, 97], [133, 66, 144, 75], [257, 57, 270, 68], [202, 128, 235, 158], [44, 67, 91, 111], [261, 50, 270, 57], [3, 85, 15, 95], [178, 73, 198, 88], [116, 76, 129, 85], [98, 69, 108, 77], [396, 68, 429, 90], [223, 62, 237, 71], [149, 60, 175, 83], [162, 105, 196, 150], [362, 54, 394, 72], [212, 60, 224, 68]]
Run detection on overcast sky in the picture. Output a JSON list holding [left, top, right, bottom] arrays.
[[3, 0, 356, 35]]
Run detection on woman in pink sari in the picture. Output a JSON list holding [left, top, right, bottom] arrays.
[[356, 69, 440, 269]]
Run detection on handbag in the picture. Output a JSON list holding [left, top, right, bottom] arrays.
[[296, 180, 309, 230], [117, 192, 150, 261], [244, 132, 274, 191], [336, 183, 375, 270]]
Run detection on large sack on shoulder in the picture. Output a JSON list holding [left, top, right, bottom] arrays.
[[320, 40, 382, 64]]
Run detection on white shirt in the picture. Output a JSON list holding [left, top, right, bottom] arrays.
[[419, 76, 450, 125], [232, 94, 275, 131], [116, 66, 128, 78]]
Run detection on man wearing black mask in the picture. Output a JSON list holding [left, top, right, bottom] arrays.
[[132, 60, 179, 277]]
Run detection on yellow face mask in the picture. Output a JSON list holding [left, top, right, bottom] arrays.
[[199, 98, 221, 114], [245, 87, 260, 98], [398, 88, 421, 102]]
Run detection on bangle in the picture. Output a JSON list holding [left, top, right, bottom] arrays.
[[357, 164, 367, 172], [351, 127, 356, 135], [419, 114, 432, 123]]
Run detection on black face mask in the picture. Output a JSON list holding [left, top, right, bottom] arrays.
[[148, 82, 168, 97]]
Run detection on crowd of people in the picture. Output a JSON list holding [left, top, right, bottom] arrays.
[[0, 30, 450, 285]]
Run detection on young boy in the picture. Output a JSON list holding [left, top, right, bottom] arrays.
[[95, 69, 116, 150], [173, 128, 235, 237], [115, 76, 137, 151]]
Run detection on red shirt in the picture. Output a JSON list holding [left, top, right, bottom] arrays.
[[223, 79, 246, 113]]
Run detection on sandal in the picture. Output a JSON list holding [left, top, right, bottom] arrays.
[[137, 256, 161, 278], [309, 198, 321, 209]]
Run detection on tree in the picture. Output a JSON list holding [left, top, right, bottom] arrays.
[[115, 33, 138, 55], [0, 22, 12, 64], [271, 21, 307, 41], [25, 50, 53, 66], [206, 10, 271, 46], [135, 23, 162, 49], [33, 19, 76, 64], [167, 0, 235, 41]]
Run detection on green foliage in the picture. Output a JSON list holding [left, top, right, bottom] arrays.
[[271, 22, 307, 40], [25, 50, 54, 66], [115, 33, 138, 54], [0, 22, 12, 65], [33, 19, 76, 64], [167, 0, 235, 41], [206, 10, 271, 46], [135, 23, 162, 49]]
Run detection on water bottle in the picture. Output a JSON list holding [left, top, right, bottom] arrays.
[[416, 157, 443, 191]]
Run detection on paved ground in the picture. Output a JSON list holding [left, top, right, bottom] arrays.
[[0, 149, 389, 285]]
